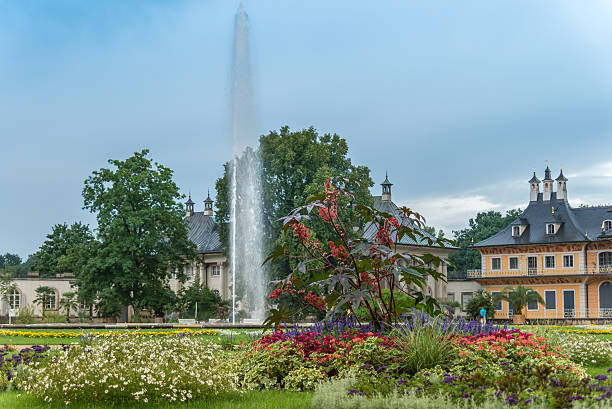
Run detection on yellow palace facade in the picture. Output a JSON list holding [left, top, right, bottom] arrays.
[[469, 165, 612, 320]]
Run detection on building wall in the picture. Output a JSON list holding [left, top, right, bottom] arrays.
[[1, 277, 75, 316], [446, 279, 483, 316], [475, 242, 612, 319]]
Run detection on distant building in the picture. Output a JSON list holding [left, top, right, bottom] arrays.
[[450, 164, 612, 320], [363, 174, 455, 301]]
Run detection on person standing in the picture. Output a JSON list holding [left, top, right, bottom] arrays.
[[479, 307, 487, 325]]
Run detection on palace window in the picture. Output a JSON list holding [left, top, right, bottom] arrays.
[[186, 266, 193, 278], [546, 224, 556, 235], [527, 291, 539, 311], [600, 252, 612, 270], [491, 258, 501, 271], [211, 265, 221, 276], [545, 255, 555, 269], [604, 220, 612, 231], [447, 293, 455, 302], [491, 291, 502, 311], [461, 292, 473, 311], [509, 257, 519, 270], [563, 255, 574, 268], [545, 291, 556, 310], [44, 291, 57, 311], [8, 289, 20, 310], [512, 226, 520, 237]]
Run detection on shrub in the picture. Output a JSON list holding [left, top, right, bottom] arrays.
[[16, 335, 237, 404], [16, 305, 35, 324], [238, 330, 399, 390], [43, 312, 66, 323]]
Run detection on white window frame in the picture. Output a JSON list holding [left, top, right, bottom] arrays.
[[44, 290, 58, 311], [604, 220, 612, 231], [526, 291, 539, 311], [447, 293, 455, 302], [461, 292, 473, 311], [491, 257, 501, 271], [544, 255, 556, 269], [562, 254, 574, 268], [546, 224, 555, 235], [211, 265, 221, 276], [544, 290, 556, 310], [509, 256, 519, 270], [8, 289, 21, 310], [512, 226, 520, 237]]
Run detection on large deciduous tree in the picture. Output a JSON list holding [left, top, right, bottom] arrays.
[[449, 209, 520, 275], [33, 222, 95, 276], [79, 149, 198, 317], [0, 253, 22, 269], [215, 126, 374, 282]]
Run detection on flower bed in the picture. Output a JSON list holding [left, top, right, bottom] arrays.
[[15, 335, 236, 405], [0, 328, 216, 339]]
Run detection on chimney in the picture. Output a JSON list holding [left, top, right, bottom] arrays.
[[381, 172, 392, 202], [185, 194, 195, 217], [542, 162, 553, 202], [203, 190, 214, 216], [556, 168, 568, 201], [528, 170, 540, 202]]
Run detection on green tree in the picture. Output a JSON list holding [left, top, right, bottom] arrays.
[[449, 209, 521, 275], [59, 292, 79, 321], [176, 282, 226, 321], [34, 286, 55, 315], [216, 127, 374, 283], [492, 285, 544, 317], [0, 253, 22, 269], [79, 149, 198, 318], [424, 226, 445, 239], [33, 222, 95, 276], [465, 290, 495, 319]]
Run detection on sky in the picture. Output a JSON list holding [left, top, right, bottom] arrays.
[[1, 1, 612, 258]]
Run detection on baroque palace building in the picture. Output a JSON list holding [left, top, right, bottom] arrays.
[[462, 165, 612, 320]]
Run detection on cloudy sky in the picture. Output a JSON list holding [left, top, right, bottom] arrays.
[[1, 1, 611, 258]]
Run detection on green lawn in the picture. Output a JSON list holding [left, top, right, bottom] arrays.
[[0, 391, 313, 409]]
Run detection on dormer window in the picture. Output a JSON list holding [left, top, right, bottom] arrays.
[[512, 226, 521, 237], [604, 220, 612, 231], [546, 224, 556, 235]]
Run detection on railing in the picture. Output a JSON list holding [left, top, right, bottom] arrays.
[[465, 266, 612, 278], [466, 269, 483, 278], [496, 308, 612, 319]]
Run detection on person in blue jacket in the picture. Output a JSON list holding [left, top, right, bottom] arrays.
[[479, 307, 487, 325]]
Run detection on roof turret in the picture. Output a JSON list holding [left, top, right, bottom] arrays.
[[528, 171, 540, 184], [556, 169, 568, 182]]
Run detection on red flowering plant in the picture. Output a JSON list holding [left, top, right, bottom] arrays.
[[264, 177, 454, 330]]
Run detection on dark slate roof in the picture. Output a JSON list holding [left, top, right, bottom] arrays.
[[382, 175, 392, 185], [363, 196, 456, 248], [185, 197, 195, 205], [556, 169, 568, 182], [475, 192, 612, 247], [186, 212, 222, 253], [528, 172, 540, 184], [543, 166, 553, 181]]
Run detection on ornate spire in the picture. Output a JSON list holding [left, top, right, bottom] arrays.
[[528, 170, 540, 184], [543, 161, 552, 181], [381, 171, 392, 201], [556, 168, 568, 182]]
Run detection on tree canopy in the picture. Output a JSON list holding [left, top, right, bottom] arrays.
[[449, 209, 520, 275], [32, 222, 94, 276], [77, 149, 198, 317], [0, 253, 22, 269], [215, 126, 374, 281]]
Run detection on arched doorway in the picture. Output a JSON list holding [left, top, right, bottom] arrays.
[[599, 282, 612, 318]]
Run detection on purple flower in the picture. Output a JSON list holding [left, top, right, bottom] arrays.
[[377, 366, 387, 373], [607, 368, 612, 373], [596, 386, 607, 392], [596, 374, 608, 381], [348, 389, 357, 395], [506, 394, 519, 405], [568, 395, 584, 402], [423, 372, 430, 376]]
